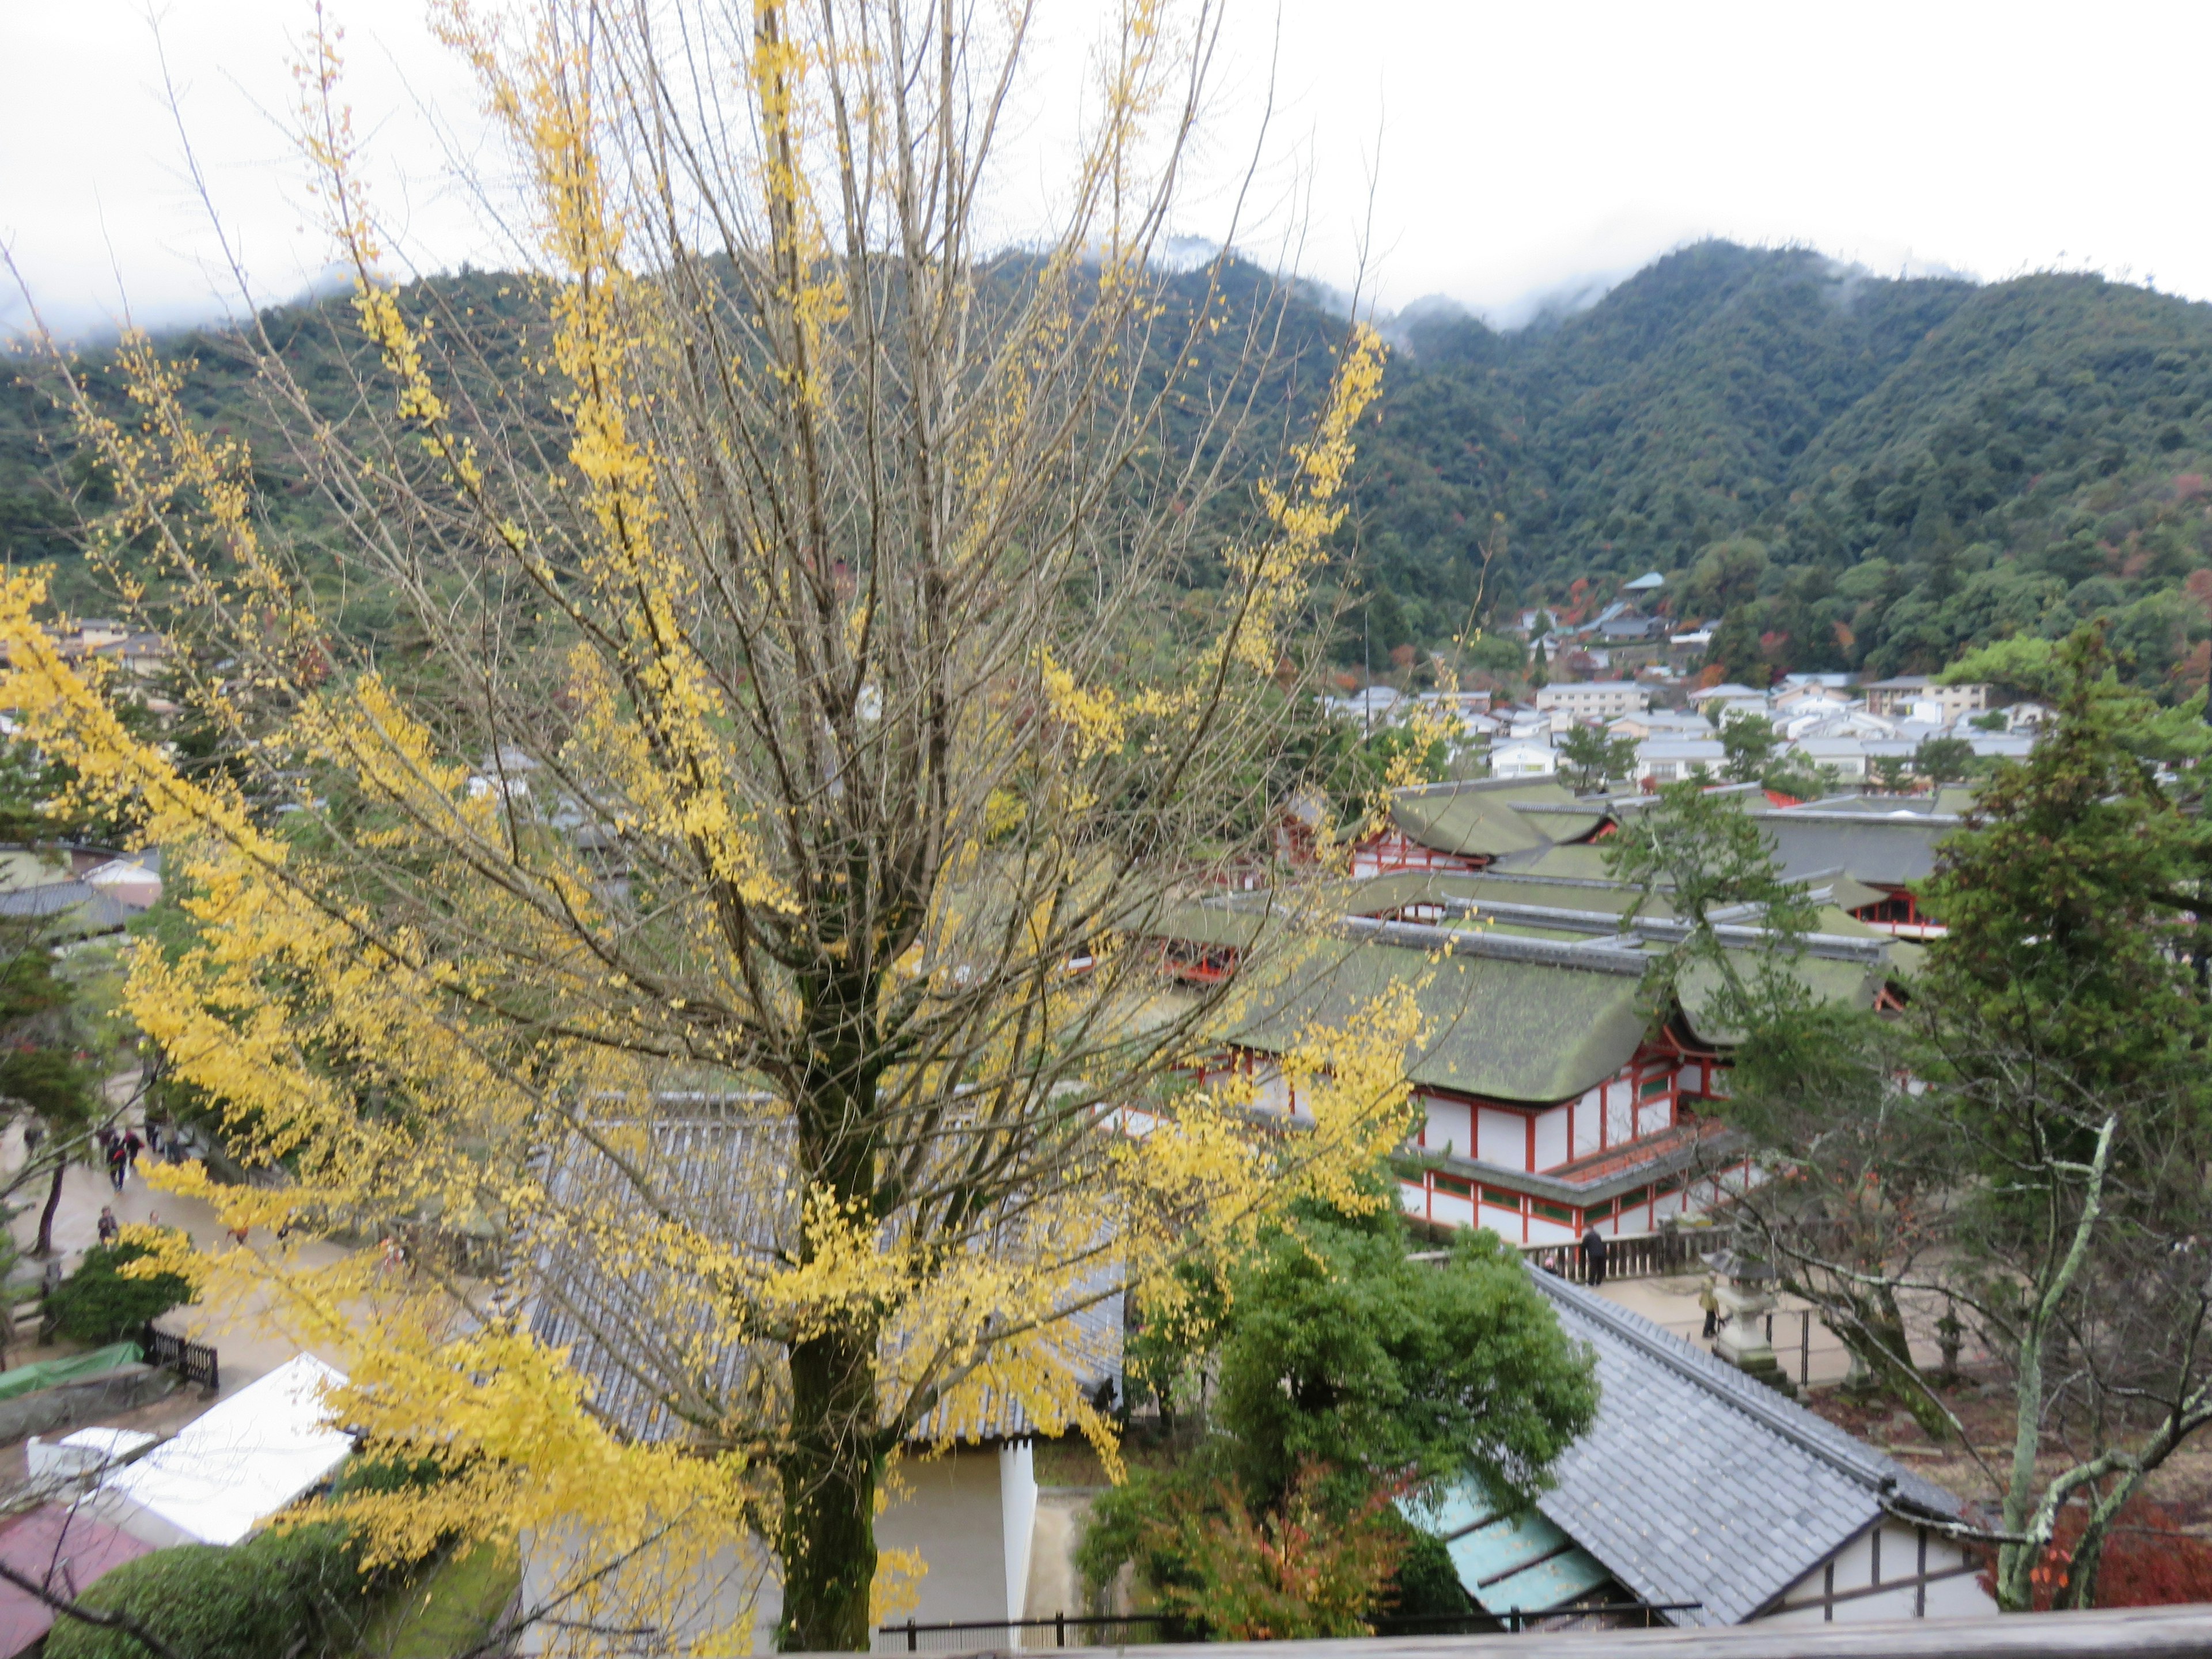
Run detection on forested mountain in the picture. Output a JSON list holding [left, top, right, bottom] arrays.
[[1351, 241, 2212, 692], [8, 239, 2212, 694]]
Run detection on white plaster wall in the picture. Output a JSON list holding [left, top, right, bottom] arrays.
[[1533, 1105, 1569, 1170], [1480, 1201, 1523, 1243], [877, 1449, 1016, 1627], [517, 1524, 778, 1655], [1760, 1518, 1995, 1624], [1524, 1213, 1578, 1246], [1603, 1085, 1634, 1146], [1476, 1106, 1525, 1168], [1398, 1181, 1426, 1217], [1429, 1189, 1474, 1229], [1421, 1095, 1472, 1158], [1249, 1063, 1293, 1118], [1573, 1088, 1601, 1154], [998, 1444, 1036, 1626]]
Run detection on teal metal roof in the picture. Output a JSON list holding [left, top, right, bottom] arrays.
[[1425, 1481, 1615, 1616]]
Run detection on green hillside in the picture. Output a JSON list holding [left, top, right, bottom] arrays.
[[1351, 242, 2212, 692], [9, 240, 2212, 695]]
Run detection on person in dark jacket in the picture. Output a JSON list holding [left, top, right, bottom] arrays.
[[1579, 1224, 1609, 1288]]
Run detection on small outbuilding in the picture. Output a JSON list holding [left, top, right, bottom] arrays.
[[1426, 1272, 1994, 1626]]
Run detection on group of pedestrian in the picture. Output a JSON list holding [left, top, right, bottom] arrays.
[[95, 1124, 146, 1192]]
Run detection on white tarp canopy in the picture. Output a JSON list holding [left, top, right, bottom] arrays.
[[100, 1354, 353, 1546]]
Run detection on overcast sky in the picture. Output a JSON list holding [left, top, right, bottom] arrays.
[[7, 0, 2209, 340]]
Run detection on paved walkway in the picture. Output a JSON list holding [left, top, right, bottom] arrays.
[[2, 1122, 355, 1400]]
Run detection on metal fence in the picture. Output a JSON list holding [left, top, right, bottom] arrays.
[[876, 1604, 1701, 1651], [141, 1323, 219, 1392]]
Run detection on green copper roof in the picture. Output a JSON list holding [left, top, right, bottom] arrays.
[[1227, 937, 1652, 1105], [1389, 779, 1607, 858]]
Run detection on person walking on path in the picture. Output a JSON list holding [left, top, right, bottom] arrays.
[[96, 1206, 119, 1245], [122, 1127, 144, 1171], [104, 1138, 128, 1192], [1699, 1279, 1721, 1342], [1578, 1224, 1609, 1289]]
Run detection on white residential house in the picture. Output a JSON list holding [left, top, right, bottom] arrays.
[[1635, 737, 1726, 785], [1322, 685, 1404, 728], [1771, 682, 1852, 715], [1535, 681, 1650, 730], [1488, 737, 1558, 779], [1802, 737, 1878, 781], [1706, 697, 1774, 730], [1782, 708, 1895, 743], [1862, 676, 1990, 721], [1608, 709, 1711, 742]]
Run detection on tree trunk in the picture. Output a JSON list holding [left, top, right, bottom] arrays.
[[778, 1321, 883, 1652], [35, 1160, 63, 1258], [780, 959, 889, 1653]]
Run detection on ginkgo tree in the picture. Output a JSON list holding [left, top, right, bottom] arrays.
[[7, 0, 1429, 1650]]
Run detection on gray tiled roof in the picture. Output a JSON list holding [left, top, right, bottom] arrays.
[[0, 881, 136, 936], [1753, 813, 1955, 888], [527, 1114, 1120, 1450], [1523, 1270, 1961, 1626]]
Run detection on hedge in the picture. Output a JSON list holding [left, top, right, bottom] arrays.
[[46, 1522, 378, 1659]]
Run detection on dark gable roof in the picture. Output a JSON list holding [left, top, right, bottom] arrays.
[[1521, 1270, 1961, 1626], [528, 1115, 1120, 1449]]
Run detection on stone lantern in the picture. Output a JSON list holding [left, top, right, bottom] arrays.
[[1703, 1244, 1796, 1398]]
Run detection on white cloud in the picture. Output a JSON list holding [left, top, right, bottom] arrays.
[[6, 0, 2209, 338]]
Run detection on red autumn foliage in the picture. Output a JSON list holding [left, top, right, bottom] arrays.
[[1981, 1501, 2212, 1609]]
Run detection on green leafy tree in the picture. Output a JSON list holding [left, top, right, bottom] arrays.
[[1211, 1209, 1597, 1513], [1703, 611, 1769, 688], [1717, 714, 1780, 783], [1082, 1183, 1596, 1628], [1604, 778, 1815, 1031], [1556, 724, 1635, 795], [1867, 752, 1914, 794], [1721, 628, 2212, 1612], [48, 1237, 192, 1344], [1920, 627, 2211, 1091], [1912, 735, 1974, 787]]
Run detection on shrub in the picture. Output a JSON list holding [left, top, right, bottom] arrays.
[[1384, 1521, 1473, 1621], [47, 1237, 191, 1344], [1986, 1499, 2212, 1610], [47, 1522, 377, 1659], [1135, 1464, 1407, 1641]]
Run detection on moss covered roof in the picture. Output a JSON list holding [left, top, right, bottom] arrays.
[[1388, 779, 1607, 858], [1225, 937, 1652, 1105]]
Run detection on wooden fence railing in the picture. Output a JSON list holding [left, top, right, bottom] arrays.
[[141, 1324, 219, 1392], [1520, 1228, 1709, 1284]]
